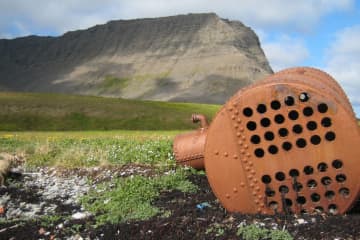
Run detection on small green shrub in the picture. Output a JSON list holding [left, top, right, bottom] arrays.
[[236, 224, 293, 240], [80, 168, 197, 225]]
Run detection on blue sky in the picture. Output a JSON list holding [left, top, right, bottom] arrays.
[[0, 0, 359, 116]]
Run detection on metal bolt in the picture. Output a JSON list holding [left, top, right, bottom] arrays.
[[226, 194, 230, 199], [224, 152, 228, 157], [233, 155, 238, 159], [233, 188, 238, 193]]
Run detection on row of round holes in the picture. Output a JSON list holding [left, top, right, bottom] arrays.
[[254, 132, 335, 157], [251, 131, 334, 146], [269, 187, 349, 203], [243, 99, 329, 118], [246, 117, 332, 131], [261, 160, 344, 184], [268, 201, 339, 214], [265, 185, 350, 200]]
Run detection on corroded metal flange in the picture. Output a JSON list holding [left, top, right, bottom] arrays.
[[204, 67, 360, 215]]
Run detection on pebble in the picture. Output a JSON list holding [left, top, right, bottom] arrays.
[[296, 218, 307, 225], [71, 212, 91, 220]]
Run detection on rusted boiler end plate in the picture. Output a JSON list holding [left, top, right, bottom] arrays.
[[204, 67, 360, 215]]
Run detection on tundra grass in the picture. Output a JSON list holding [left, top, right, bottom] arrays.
[[0, 130, 180, 168], [81, 168, 197, 225], [0, 92, 220, 131]]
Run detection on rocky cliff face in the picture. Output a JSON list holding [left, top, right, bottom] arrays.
[[0, 13, 272, 104]]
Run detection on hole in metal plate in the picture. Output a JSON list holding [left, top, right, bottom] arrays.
[[285, 96, 295, 106], [261, 175, 272, 184], [332, 159, 343, 169], [318, 103, 328, 113], [251, 135, 261, 144], [257, 104, 267, 114], [317, 162, 328, 172], [261, 118, 271, 127], [311, 193, 321, 202], [264, 131, 275, 141], [275, 172, 286, 181], [243, 107, 253, 117], [275, 114, 285, 124], [307, 121, 317, 131], [288, 110, 299, 120], [310, 135, 321, 145], [271, 100, 281, 110], [255, 148, 265, 158], [307, 179, 317, 189], [296, 138, 307, 148], [247, 121, 257, 131], [268, 145, 278, 154], [303, 106, 313, 116], [303, 166, 314, 175], [282, 142, 292, 151]]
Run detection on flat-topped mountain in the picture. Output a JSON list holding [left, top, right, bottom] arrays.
[[0, 13, 272, 104]]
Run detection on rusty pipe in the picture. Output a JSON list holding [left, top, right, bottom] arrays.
[[172, 114, 209, 169], [192, 114, 209, 128]]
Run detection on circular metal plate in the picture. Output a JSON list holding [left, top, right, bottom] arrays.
[[204, 68, 360, 215]]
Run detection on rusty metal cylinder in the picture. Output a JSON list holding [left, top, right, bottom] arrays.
[[173, 114, 208, 169], [174, 67, 360, 215], [173, 128, 207, 169]]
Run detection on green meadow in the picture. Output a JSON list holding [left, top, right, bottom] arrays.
[[0, 92, 220, 131]]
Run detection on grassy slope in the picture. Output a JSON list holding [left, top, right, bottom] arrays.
[[0, 130, 180, 168], [0, 92, 220, 131]]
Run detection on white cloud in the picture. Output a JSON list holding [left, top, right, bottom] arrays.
[[0, 0, 354, 38], [262, 35, 309, 71], [325, 25, 360, 116]]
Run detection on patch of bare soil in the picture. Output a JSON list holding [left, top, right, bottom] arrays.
[[0, 168, 359, 240]]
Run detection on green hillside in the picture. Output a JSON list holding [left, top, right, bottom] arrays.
[[0, 92, 220, 131]]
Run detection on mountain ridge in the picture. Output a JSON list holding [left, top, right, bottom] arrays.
[[0, 13, 273, 104]]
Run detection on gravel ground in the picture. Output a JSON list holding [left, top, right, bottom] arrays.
[[0, 165, 359, 239]]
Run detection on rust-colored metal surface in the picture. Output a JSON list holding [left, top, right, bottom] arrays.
[[174, 67, 360, 215], [173, 114, 208, 169]]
